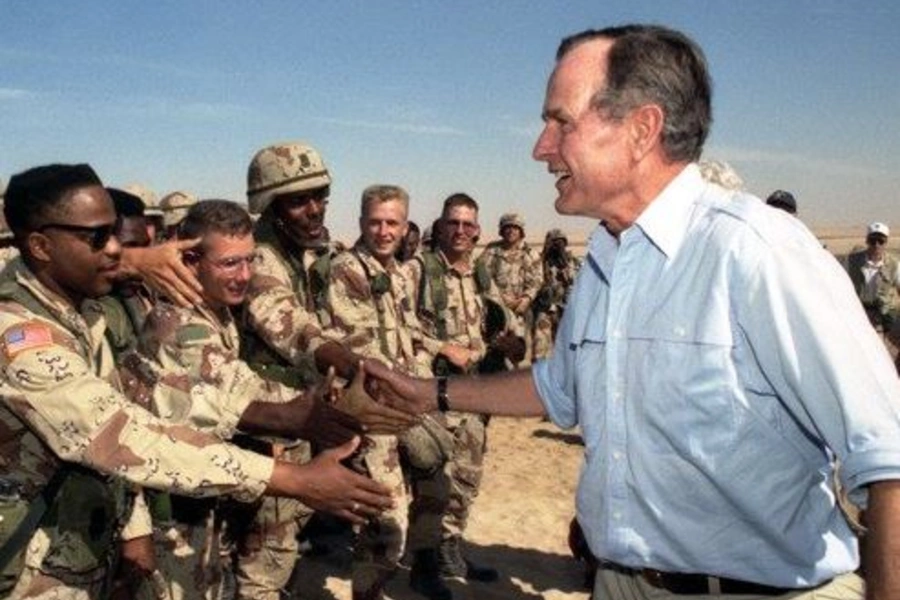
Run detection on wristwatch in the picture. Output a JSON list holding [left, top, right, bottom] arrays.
[[436, 376, 450, 412]]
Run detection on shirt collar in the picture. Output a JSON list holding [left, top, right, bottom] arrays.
[[632, 163, 703, 259]]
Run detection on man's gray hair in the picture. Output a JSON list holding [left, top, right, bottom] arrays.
[[558, 24, 712, 163]]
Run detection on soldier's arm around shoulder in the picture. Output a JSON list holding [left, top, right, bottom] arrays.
[[0, 309, 274, 502]]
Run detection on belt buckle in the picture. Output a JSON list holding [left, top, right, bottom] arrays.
[[642, 569, 668, 590]]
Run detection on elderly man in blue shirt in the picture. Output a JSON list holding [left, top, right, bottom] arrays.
[[365, 23, 900, 600]]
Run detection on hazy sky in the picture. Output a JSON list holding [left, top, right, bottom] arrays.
[[2, 1, 898, 241]]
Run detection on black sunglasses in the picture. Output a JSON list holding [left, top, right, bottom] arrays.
[[37, 222, 117, 251], [867, 235, 888, 246]]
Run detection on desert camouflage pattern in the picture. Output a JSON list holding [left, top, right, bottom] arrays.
[[0, 259, 273, 599], [138, 515, 223, 600], [123, 183, 163, 218], [246, 142, 331, 216], [531, 248, 581, 360], [138, 299, 312, 600], [402, 251, 493, 554], [326, 245, 430, 598], [158, 191, 198, 230], [404, 251, 503, 363], [477, 238, 542, 339], [241, 214, 341, 377]]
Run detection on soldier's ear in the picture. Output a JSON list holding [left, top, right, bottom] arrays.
[[26, 231, 53, 264]]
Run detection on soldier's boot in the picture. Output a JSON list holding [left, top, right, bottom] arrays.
[[438, 535, 498, 583], [409, 549, 453, 600]]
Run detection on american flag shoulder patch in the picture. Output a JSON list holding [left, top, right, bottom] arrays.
[[3, 321, 54, 360]]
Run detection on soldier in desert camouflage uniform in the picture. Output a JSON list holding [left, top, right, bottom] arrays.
[[124, 183, 165, 245], [531, 229, 581, 360], [476, 213, 541, 357], [326, 185, 469, 600], [138, 200, 411, 600], [403, 194, 526, 599], [240, 141, 364, 390], [0, 164, 393, 600], [158, 191, 198, 241]]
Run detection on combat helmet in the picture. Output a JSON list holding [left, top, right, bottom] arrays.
[[499, 212, 525, 231], [124, 183, 163, 218], [246, 142, 331, 215], [159, 191, 198, 229], [546, 228, 567, 242]]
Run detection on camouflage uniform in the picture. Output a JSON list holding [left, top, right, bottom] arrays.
[[531, 230, 581, 360], [326, 244, 433, 599], [476, 215, 542, 346], [139, 299, 312, 600], [0, 258, 274, 600], [403, 251, 499, 556], [240, 213, 341, 387]]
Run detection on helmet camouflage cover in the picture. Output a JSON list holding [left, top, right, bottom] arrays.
[[499, 212, 525, 231], [246, 141, 332, 215]]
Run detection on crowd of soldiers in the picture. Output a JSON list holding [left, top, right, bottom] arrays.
[[0, 141, 582, 600]]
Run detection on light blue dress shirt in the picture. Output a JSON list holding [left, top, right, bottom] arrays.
[[533, 164, 900, 587]]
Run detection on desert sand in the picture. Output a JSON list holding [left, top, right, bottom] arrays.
[[289, 417, 590, 600]]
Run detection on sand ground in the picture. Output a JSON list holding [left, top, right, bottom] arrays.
[[288, 417, 590, 600]]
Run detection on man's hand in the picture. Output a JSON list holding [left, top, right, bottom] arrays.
[[290, 368, 365, 448], [362, 358, 434, 415], [120, 238, 203, 306], [119, 534, 156, 575], [269, 436, 393, 525], [332, 362, 418, 434], [491, 331, 527, 364], [438, 343, 473, 370]]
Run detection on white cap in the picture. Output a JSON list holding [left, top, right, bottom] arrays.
[[868, 222, 890, 238]]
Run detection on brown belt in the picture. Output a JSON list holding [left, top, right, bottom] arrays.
[[603, 562, 805, 596]]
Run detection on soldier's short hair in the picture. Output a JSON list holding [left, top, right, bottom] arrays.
[[441, 192, 479, 218], [360, 184, 409, 218], [107, 188, 146, 218], [178, 199, 253, 245], [4, 164, 104, 237]]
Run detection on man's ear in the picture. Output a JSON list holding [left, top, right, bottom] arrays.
[[26, 232, 53, 264], [629, 103, 665, 161]]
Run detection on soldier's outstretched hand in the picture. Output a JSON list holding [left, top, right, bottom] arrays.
[[332, 361, 418, 434], [292, 367, 364, 449], [362, 358, 433, 415], [272, 436, 393, 525]]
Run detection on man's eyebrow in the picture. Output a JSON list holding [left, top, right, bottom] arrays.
[[541, 107, 566, 122]]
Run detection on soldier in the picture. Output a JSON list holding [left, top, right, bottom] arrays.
[[158, 191, 198, 240], [0, 164, 394, 600], [137, 199, 414, 600], [531, 229, 580, 360], [124, 183, 165, 245], [404, 194, 524, 599], [476, 213, 541, 362], [395, 220, 421, 263], [326, 185, 461, 600], [240, 141, 363, 389]]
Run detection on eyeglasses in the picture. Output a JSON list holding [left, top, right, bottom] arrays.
[[37, 222, 117, 251], [443, 219, 479, 235], [204, 252, 261, 274], [867, 236, 887, 246]]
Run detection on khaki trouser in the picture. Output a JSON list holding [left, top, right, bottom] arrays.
[[592, 568, 863, 600]]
